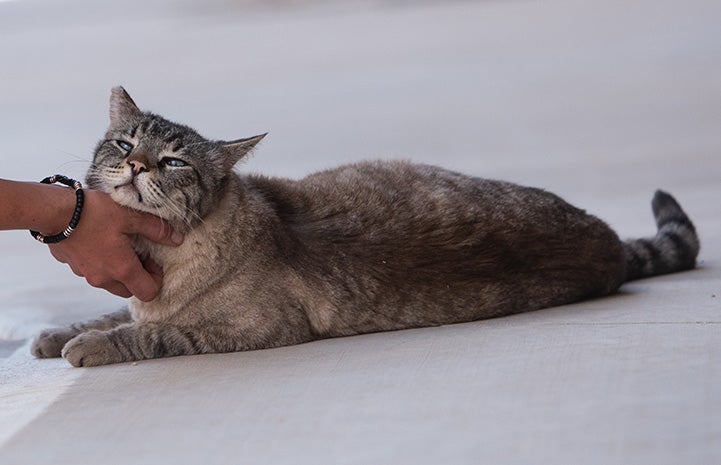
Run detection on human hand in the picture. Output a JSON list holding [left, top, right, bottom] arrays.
[[48, 190, 183, 301]]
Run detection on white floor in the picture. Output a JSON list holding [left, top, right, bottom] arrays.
[[1, 0, 720, 463]]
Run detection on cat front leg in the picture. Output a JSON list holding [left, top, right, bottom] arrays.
[[61, 322, 201, 367], [31, 309, 132, 359]]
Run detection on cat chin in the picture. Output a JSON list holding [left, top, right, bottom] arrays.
[[110, 188, 141, 209], [109, 188, 168, 219]]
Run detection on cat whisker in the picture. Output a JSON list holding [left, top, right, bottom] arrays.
[[89, 160, 126, 171], [58, 151, 94, 163], [145, 181, 205, 229]]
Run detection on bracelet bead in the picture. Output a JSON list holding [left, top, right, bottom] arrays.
[[29, 175, 85, 244]]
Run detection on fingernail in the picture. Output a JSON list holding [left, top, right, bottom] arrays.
[[171, 230, 184, 245]]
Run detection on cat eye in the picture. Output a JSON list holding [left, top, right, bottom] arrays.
[[162, 157, 188, 168], [116, 140, 133, 151]]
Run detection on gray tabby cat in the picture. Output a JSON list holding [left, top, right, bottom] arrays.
[[32, 87, 700, 367]]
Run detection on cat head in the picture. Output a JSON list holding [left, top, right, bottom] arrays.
[[86, 86, 265, 231]]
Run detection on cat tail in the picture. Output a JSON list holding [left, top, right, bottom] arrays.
[[623, 190, 700, 281]]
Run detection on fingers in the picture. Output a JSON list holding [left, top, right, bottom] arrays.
[[67, 264, 134, 299], [99, 282, 133, 299], [142, 257, 164, 278], [85, 267, 158, 301], [52, 244, 160, 301], [126, 210, 184, 247], [74, 260, 157, 301], [106, 257, 161, 302]]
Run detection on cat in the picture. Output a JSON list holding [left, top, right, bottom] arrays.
[[32, 86, 700, 367]]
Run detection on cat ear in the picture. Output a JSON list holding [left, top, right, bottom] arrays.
[[109, 86, 142, 128], [221, 133, 267, 168]]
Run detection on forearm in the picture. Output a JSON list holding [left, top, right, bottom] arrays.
[[0, 179, 76, 234]]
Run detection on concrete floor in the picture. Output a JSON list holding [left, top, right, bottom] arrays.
[[0, 0, 720, 463]]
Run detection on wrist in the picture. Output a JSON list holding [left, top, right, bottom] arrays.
[[29, 175, 85, 244], [32, 183, 77, 235], [43, 185, 77, 235], [0, 179, 77, 233]]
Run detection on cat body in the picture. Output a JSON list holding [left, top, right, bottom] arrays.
[[32, 87, 699, 366], [132, 163, 624, 347]]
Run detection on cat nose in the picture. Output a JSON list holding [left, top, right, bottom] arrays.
[[128, 160, 148, 175]]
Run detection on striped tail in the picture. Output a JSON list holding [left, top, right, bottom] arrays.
[[624, 190, 700, 281]]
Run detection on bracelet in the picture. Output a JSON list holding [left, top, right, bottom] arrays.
[[29, 174, 85, 244]]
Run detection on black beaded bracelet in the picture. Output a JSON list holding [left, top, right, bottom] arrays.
[[29, 174, 85, 244]]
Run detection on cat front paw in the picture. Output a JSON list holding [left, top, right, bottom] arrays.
[[62, 330, 124, 367], [32, 328, 79, 358]]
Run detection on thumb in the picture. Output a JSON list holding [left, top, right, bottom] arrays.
[[126, 211, 184, 246]]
